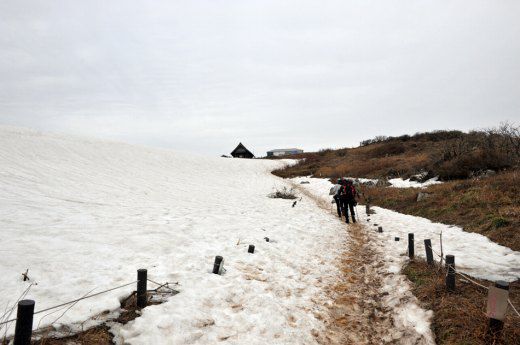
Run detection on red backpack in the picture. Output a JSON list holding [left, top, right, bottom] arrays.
[[342, 184, 356, 199]]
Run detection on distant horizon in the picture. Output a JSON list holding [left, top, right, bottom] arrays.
[[2, 121, 516, 158], [1, 1, 519, 156]]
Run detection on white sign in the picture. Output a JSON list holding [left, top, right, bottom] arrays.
[[486, 286, 509, 321]]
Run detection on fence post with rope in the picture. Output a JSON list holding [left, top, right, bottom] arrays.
[[0, 271, 182, 344], [408, 233, 414, 259], [381, 224, 520, 333], [445, 255, 456, 292], [487, 280, 510, 341], [137, 269, 148, 309], [424, 239, 434, 266], [14, 299, 34, 345]]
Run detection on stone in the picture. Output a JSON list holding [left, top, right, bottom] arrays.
[[416, 192, 432, 202]]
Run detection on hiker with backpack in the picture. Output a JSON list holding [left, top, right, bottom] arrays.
[[339, 179, 358, 223], [329, 178, 343, 217]]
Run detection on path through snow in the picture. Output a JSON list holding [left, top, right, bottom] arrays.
[[290, 181, 434, 345], [292, 177, 520, 282]]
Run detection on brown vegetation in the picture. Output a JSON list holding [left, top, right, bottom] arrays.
[[403, 260, 519, 345], [272, 124, 520, 180], [360, 170, 520, 251]]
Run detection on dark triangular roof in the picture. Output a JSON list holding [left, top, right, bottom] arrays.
[[231, 142, 255, 158]]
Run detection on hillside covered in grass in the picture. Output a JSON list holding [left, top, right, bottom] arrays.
[[273, 124, 520, 181], [272, 124, 520, 250]]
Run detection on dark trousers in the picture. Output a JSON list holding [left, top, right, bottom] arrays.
[[333, 195, 341, 216], [340, 198, 356, 222]]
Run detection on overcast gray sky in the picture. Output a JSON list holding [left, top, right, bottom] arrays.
[[1, 0, 519, 156]]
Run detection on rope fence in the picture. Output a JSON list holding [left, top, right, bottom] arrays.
[[423, 241, 520, 319], [0, 271, 178, 345], [0, 280, 138, 328], [364, 202, 519, 341]]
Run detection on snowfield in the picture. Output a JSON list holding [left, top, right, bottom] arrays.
[[0, 126, 348, 344], [8, 126, 509, 344], [292, 176, 520, 282]]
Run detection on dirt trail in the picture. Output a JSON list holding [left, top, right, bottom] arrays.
[[319, 223, 399, 344], [291, 182, 431, 345]]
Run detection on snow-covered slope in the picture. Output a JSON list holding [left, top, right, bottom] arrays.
[[0, 127, 346, 343]]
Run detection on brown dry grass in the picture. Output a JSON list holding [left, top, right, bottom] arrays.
[[403, 260, 520, 345], [272, 126, 520, 180], [361, 170, 520, 251], [35, 325, 113, 345], [273, 140, 438, 179]]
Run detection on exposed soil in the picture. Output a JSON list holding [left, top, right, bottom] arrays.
[[318, 222, 396, 344]]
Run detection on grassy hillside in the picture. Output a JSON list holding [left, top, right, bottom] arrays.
[[273, 125, 520, 181], [272, 125, 520, 250]]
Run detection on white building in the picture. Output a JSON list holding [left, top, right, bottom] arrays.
[[266, 148, 304, 157]]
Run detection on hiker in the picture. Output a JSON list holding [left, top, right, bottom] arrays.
[[340, 179, 358, 223], [329, 178, 343, 217]]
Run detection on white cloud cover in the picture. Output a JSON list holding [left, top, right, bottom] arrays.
[[0, 0, 519, 155]]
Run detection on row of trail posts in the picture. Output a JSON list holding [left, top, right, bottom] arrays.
[[364, 203, 517, 342], [7, 235, 261, 345]]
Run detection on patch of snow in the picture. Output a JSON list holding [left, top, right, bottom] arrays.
[[0, 126, 346, 344], [388, 177, 442, 188], [293, 176, 520, 282], [370, 206, 519, 282], [349, 177, 379, 185], [324, 175, 443, 189]]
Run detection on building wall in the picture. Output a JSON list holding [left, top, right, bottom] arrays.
[[267, 150, 303, 156]]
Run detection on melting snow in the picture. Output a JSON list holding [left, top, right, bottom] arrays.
[[0, 127, 346, 344], [293, 176, 520, 282]]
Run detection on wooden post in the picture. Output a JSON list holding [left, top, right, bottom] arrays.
[[408, 233, 414, 259], [378, 226, 383, 233], [137, 269, 147, 308], [487, 280, 510, 340], [424, 239, 434, 266], [248, 245, 255, 254], [213, 256, 224, 275], [14, 300, 35, 345], [365, 204, 370, 215], [445, 255, 455, 292]]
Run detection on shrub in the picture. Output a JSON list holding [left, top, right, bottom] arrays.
[[367, 142, 406, 158], [317, 148, 333, 156], [268, 187, 297, 199], [491, 216, 510, 228]]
